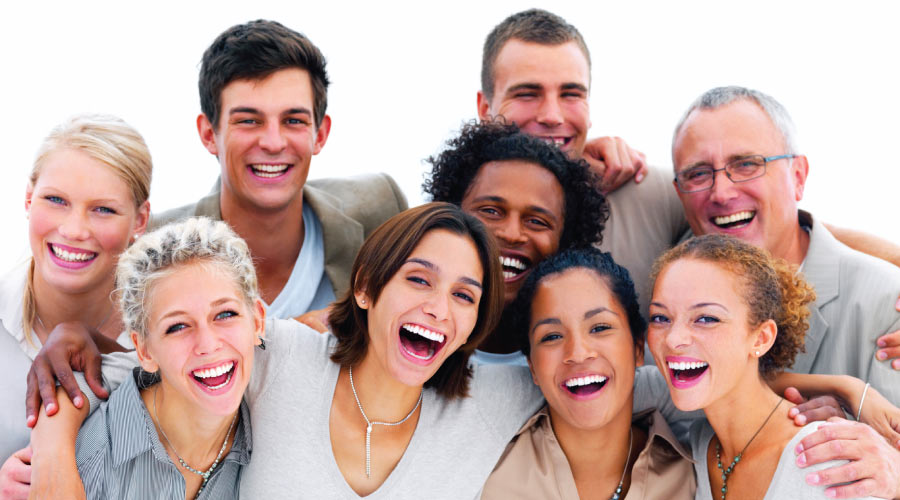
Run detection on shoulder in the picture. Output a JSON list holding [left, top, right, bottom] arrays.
[[249, 319, 335, 394], [148, 190, 221, 230], [306, 174, 407, 233], [0, 261, 29, 339], [469, 362, 544, 435]]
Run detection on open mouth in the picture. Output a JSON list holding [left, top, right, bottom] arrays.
[[538, 136, 572, 149], [667, 360, 709, 387], [399, 323, 446, 363], [192, 361, 236, 391], [562, 374, 608, 397], [711, 210, 755, 230], [499, 255, 531, 281], [248, 163, 292, 179], [48, 243, 98, 267]]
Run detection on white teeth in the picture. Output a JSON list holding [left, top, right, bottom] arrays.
[[565, 374, 608, 387], [251, 164, 289, 173], [541, 137, 566, 147], [714, 211, 754, 226], [193, 361, 234, 379], [498, 256, 526, 270], [50, 245, 96, 262], [667, 361, 708, 371], [402, 324, 445, 343], [503, 271, 516, 280]]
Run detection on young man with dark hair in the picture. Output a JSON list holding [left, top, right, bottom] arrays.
[[153, 20, 407, 318]]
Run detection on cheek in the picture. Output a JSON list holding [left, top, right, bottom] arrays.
[[96, 220, 135, 253], [28, 206, 57, 244], [534, 232, 560, 260]]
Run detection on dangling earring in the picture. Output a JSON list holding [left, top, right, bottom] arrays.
[[257, 335, 266, 350]]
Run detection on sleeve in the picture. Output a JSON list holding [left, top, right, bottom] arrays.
[[75, 446, 108, 499], [472, 363, 544, 439], [78, 351, 139, 415]]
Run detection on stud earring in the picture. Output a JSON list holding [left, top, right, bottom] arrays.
[[755, 350, 760, 356], [361, 298, 366, 305]]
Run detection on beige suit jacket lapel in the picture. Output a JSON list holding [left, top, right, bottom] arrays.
[[303, 184, 364, 299]]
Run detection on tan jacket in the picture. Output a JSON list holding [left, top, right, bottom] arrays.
[[481, 407, 695, 500], [149, 173, 408, 299]]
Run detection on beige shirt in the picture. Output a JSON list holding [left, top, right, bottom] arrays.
[[481, 407, 695, 500]]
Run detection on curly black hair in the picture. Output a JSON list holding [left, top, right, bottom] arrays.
[[507, 247, 646, 356], [423, 120, 609, 250]]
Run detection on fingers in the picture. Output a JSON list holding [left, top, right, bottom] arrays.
[[25, 367, 41, 428], [48, 351, 83, 410], [633, 150, 648, 183], [13, 447, 32, 465], [582, 137, 642, 193], [796, 420, 862, 460], [790, 396, 846, 425], [81, 348, 108, 401], [783, 386, 808, 405], [33, 356, 60, 417], [823, 478, 879, 499], [876, 330, 900, 368]]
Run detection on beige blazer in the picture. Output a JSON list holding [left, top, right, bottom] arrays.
[[149, 173, 408, 299]]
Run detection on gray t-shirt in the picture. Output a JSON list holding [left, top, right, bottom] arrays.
[[690, 419, 875, 500]]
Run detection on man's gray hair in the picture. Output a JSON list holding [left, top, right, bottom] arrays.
[[672, 86, 800, 162], [115, 217, 259, 340]]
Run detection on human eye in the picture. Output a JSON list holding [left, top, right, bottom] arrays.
[[589, 323, 611, 334], [649, 314, 670, 325], [165, 322, 188, 334], [215, 310, 239, 321], [729, 157, 765, 178], [285, 116, 310, 126], [526, 216, 550, 229], [695, 314, 720, 325], [407, 275, 429, 286], [538, 332, 562, 343], [453, 290, 476, 304], [94, 206, 117, 215], [477, 206, 503, 219], [44, 195, 66, 205], [684, 167, 712, 182]]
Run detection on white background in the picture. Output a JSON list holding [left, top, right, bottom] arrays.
[[3, 0, 898, 267]]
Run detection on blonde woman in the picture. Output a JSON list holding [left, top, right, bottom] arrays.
[[0, 114, 151, 471]]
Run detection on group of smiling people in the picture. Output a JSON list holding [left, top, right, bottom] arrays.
[[2, 9, 900, 500]]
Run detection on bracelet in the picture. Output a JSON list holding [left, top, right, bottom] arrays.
[[856, 382, 870, 421]]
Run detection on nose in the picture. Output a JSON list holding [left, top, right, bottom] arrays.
[[494, 217, 527, 246], [58, 209, 91, 241], [194, 321, 223, 356], [258, 121, 287, 153], [536, 96, 564, 128], [564, 334, 598, 364], [708, 168, 738, 204], [664, 322, 692, 351], [421, 290, 450, 322]]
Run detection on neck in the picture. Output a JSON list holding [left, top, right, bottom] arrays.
[[772, 223, 810, 267], [144, 383, 237, 468], [551, 395, 635, 488], [348, 352, 423, 423], [219, 191, 305, 304], [703, 369, 783, 459], [31, 270, 121, 342]]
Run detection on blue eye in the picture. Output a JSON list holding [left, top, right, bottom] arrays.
[[165, 323, 187, 334], [696, 315, 720, 324], [95, 206, 117, 215], [215, 310, 238, 320], [45, 195, 65, 205]]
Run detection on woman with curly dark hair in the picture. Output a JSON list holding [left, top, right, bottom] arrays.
[[424, 120, 608, 361]]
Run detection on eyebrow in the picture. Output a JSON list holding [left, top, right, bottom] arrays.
[[531, 317, 561, 334], [405, 258, 483, 290], [691, 302, 728, 312], [505, 83, 543, 95], [468, 196, 559, 223], [228, 106, 312, 116], [158, 297, 241, 322], [682, 152, 761, 170], [561, 82, 589, 93], [584, 307, 618, 319]]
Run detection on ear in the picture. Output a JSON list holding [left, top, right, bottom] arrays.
[[253, 299, 267, 345], [312, 114, 332, 155], [790, 155, 809, 202], [752, 319, 778, 360], [476, 91, 492, 122], [526, 356, 539, 386], [197, 113, 219, 156], [634, 341, 645, 367], [354, 288, 371, 310], [132, 331, 159, 373], [25, 182, 34, 213], [131, 200, 151, 241]]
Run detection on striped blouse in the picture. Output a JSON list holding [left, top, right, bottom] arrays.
[[75, 369, 251, 500]]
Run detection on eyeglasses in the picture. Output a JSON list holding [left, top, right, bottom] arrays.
[[674, 154, 796, 193]]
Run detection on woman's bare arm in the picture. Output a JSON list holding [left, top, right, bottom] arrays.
[[28, 387, 88, 500]]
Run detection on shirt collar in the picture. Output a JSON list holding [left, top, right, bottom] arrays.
[[0, 261, 33, 349]]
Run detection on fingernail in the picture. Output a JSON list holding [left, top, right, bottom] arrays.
[[806, 472, 819, 484], [878, 338, 887, 347], [878, 350, 888, 360], [894, 360, 900, 370], [636, 173, 644, 182], [826, 488, 837, 498], [795, 442, 804, 454], [46, 402, 56, 413], [74, 395, 83, 408], [797, 453, 807, 466], [797, 415, 807, 425], [26, 415, 35, 427]]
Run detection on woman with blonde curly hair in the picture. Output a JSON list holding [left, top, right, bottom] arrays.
[[647, 234, 881, 499]]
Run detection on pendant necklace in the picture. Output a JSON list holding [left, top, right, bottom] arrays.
[[349, 365, 423, 478], [154, 386, 238, 499], [715, 398, 784, 499], [609, 426, 634, 500]]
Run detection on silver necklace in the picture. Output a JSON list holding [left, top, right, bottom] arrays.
[[348, 365, 423, 478], [715, 398, 784, 500], [609, 427, 633, 500], [153, 386, 238, 498]]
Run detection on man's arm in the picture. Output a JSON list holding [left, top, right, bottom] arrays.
[[582, 136, 648, 193], [827, 223, 900, 268]]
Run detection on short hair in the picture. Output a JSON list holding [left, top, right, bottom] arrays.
[[650, 234, 816, 375], [24, 113, 153, 345], [481, 9, 591, 102], [510, 247, 646, 357], [116, 217, 259, 342], [672, 86, 800, 162], [329, 203, 504, 399], [423, 120, 609, 250], [199, 19, 330, 129]]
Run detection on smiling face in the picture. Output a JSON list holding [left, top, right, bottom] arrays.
[[647, 258, 768, 411], [528, 268, 639, 430], [26, 148, 149, 295], [357, 229, 484, 388], [479, 40, 591, 157], [198, 67, 330, 214], [135, 262, 263, 417], [672, 100, 808, 259], [460, 160, 565, 305]]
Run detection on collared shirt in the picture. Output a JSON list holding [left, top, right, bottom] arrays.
[[481, 406, 695, 500], [75, 369, 251, 500]]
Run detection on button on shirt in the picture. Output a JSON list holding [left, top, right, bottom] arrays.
[[75, 369, 251, 500]]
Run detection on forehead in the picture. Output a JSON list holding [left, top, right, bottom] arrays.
[[492, 39, 590, 94], [465, 160, 565, 213], [407, 229, 484, 282], [533, 268, 619, 315], [148, 262, 245, 317], [35, 148, 131, 196], [219, 67, 314, 114], [655, 258, 744, 305], [673, 100, 786, 169]]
